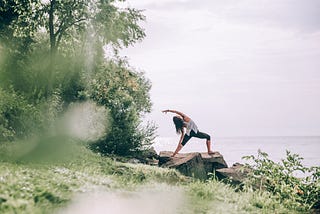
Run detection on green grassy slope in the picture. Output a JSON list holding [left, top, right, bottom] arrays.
[[0, 141, 299, 214]]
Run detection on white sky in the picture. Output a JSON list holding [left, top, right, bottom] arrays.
[[120, 0, 320, 137]]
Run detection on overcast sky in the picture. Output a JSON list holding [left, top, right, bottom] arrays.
[[120, 0, 320, 137]]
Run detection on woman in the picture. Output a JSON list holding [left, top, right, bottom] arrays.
[[162, 109, 214, 157]]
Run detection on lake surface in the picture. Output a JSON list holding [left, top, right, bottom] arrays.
[[152, 136, 320, 167]]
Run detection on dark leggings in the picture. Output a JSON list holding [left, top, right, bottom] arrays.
[[181, 130, 211, 146]]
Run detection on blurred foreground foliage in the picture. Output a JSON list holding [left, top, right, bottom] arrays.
[[0, 141, 312, 214], [0, 140, 185, 213], [0, 0, 155, 155], [0, 87, 42, 141]]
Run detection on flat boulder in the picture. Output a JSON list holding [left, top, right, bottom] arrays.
[[158, 151, 228, 180]]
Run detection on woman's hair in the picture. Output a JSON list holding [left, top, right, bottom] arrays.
[[173, 116, 184, 134]]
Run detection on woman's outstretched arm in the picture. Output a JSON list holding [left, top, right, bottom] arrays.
[[172, 130, 185, 157], [162, 109, 190, 122]]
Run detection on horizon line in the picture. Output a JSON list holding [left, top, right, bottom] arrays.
[[156, 135, 320, 139]]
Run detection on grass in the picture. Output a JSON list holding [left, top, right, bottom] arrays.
[[185, 179, 297, 214], [0, 141, 111, 213], [0, 140, 310, 213]]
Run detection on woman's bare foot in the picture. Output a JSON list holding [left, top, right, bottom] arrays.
[[208, 151, 215, 155]]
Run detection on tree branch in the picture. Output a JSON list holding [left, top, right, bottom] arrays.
[[56, 18, 87, 48]]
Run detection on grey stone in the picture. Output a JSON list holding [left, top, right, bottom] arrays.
[[216, 163, 249, 185], [158, 151, 228, 180]]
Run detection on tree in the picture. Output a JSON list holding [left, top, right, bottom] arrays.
[[0, 0, 156, 155], [0, 0, 43, 93], [88, 60, 156, 155], [0, 0, 146, 97]]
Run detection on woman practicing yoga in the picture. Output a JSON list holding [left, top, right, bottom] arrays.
[[162, 109, 214, 157]]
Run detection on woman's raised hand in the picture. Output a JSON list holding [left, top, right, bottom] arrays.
[[162, 109, 170, 114]]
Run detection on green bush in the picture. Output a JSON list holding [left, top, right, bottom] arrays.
[[88, 60, 156, 156], [0, 87, 65, 142], [243, 150, 320, 211], [0, 0, 153, 155], [0, 87, 43, 141]]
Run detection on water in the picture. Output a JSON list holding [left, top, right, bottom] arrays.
[[152, 136, 320, 167]]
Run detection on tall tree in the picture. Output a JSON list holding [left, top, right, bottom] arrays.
[[0, 0, 155, 153], [0, 0, 146, 96]]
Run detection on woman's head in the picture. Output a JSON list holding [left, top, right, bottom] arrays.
[[173, 116, 184, 134]]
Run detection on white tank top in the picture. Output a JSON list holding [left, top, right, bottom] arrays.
[[185, 119, 198, 136]]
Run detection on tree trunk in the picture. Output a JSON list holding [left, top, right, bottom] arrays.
[[49, 0, 56, 54], [48, 0, 56, 95]]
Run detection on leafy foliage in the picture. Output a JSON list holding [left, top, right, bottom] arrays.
[[0, 0, 146, 97], [0, 0, 41, 51], [0, 87, 43, 141], [0, 0, 155, 155], [243, 150, 320, 211], [88, 60, 156, 155], [0, 86, 66, 142]]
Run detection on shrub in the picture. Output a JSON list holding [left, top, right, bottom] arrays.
[[0, 87, 43, 141], [243, 150, 320, 211], [0, 87, 65, 142], [88, 60, 156, 155]]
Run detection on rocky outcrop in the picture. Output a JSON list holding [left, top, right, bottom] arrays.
[[216, 163, 250, 185], [158, 151, 228, 180], [201, 152, 230, 172]]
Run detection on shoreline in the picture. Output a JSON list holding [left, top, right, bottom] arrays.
[[152, 136, 320, 167]]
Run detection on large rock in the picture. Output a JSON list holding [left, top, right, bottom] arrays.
[[215, 163, 250, 185], [158, 151, 228, 180], [200, 152, 229, 173]]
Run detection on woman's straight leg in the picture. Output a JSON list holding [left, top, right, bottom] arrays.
[[193, 131, 214, 154]]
